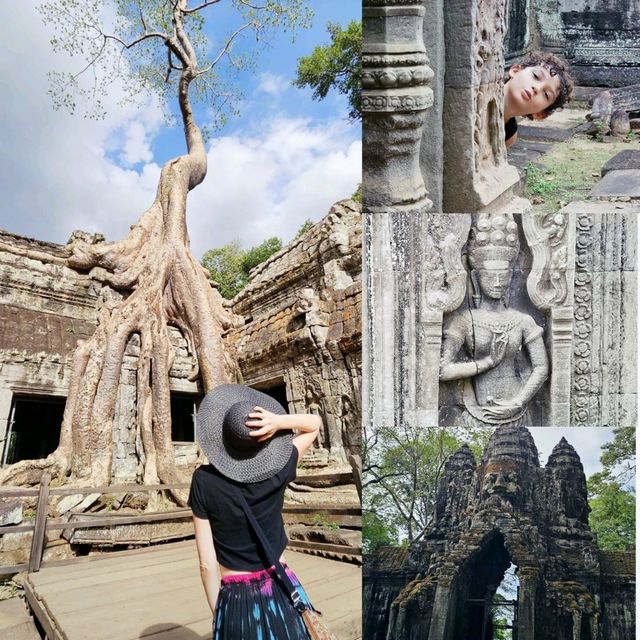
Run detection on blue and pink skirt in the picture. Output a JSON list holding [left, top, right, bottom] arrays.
[[213, 564, 312, 640]]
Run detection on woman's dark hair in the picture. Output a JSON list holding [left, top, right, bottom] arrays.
[[516, 51, 574, 118]]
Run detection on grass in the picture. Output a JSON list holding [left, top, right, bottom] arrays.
[[312, 512, 340, 531], [524, 133, 640, 213]]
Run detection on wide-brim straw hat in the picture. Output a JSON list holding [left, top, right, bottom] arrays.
[[196, 384, 293, 483]]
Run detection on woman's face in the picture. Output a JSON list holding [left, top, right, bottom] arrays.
[[505, 64, 560, 118], [477, 259, 512, 299]]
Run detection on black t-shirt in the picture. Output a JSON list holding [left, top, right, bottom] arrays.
[[505, 117, 518, 143], [188, 447, 298, 571]]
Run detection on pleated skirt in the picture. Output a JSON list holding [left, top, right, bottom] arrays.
[[212, 564, 312, 640]]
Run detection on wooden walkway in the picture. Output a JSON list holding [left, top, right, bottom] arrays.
[[23, 541, 361, 640]]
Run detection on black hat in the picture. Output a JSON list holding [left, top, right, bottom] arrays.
[[196, 384, 293, 483]]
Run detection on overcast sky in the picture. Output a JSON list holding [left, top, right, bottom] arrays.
[[0, 1, 361, 259], [528, 427, 619, 479]]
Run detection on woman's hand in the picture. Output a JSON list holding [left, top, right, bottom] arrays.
[[481, 397, 524, 420], [246, 406, 282, 442]]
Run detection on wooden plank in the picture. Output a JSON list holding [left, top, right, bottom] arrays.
[[23, 544, 360, 640], [0, 562, 29, 574], [0, 482, 191, 498], [284, 512, 361, 527], [283, 505, 360, 515], [28, 473, 50, 573]]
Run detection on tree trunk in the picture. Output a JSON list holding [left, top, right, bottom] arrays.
[[0, 4, 238, 503]]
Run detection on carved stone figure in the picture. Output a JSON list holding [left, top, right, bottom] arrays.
[[440, 213, 549, 426]]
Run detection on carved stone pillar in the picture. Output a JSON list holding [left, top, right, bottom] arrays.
[[568, 206, 638, 426], [427, 579, 454, 640], [442, 0, 526, 212], [517, 569, 537, 640], [522, 212, 576, 427], [362, 0, 434, 430]]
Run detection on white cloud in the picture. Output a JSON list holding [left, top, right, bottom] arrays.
[[0, 5, 361, 260], [187, 117, 361, 257], [256, 72, 290, 96], [0, 3, 164, 245]]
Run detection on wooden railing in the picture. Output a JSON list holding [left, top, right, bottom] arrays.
[[0, 463, 363, 575]]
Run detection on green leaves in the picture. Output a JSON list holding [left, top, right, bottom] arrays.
[[38, 0, 312, 130], [294, 20, 361, 121], [201, 235, 282, 299], [588, 477, 635, 551]]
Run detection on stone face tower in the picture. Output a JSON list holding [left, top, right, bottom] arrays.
[[363, 425, 635, 640]]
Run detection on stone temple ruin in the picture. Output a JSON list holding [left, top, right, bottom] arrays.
[[0, 199, 361, 482], [364, 425, 635, 640]]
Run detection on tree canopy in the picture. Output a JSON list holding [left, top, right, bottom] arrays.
[[40, 0, 311, 130], [293, 20, 361, 121], [363, 426, 491, 551], [202, 236, 283, 299], [587, 427, 636, 551]]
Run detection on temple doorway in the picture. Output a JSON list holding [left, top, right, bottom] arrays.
[[250, 378, 289, 412], [452, 533, 519, 640], [2, 394, 65, 466]]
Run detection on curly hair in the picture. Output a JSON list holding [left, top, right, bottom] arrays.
[[516, 51, 574, 117]]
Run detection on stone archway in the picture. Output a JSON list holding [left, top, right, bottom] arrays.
[[450, 531, 515, 640]]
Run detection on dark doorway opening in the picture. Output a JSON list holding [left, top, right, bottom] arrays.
[[2, 395, 65, 466], [453, 533, 519, 640], [506, 0, 528, 58], [251, 381, 289, 413], [171, 393, 200, 442]]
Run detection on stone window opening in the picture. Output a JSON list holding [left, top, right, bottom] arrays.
[[170, 393, 201, 443], [453, 533, 519, 640], [1, 394, 65, 466]]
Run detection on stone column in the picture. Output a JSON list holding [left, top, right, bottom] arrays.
[[0, 388, 13, 463], [427, 580, 454, 640], [568, 206, 637, 426], [517, 570, 537, 640], [362, 0, 434, 430], [442, 0, 527, 213], [522, 212, 576, 426]]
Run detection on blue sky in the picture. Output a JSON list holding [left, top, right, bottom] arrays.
[[0, 1, 361, 258]]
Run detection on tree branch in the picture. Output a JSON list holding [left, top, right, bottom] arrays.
[[209, 22, 254, 69], [184, 0, 224, 13]]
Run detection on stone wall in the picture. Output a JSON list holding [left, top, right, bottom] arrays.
[[227, 199, 362, 463], [363, 426, 636, 640], [509, 0, 640, 86], [0, 230, 203, 483]]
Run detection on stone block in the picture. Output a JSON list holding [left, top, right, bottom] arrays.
[[55, 494, 84, 516], [1, 531, 32, 552], [0, 499, 22, 526], [591, 170, 640, 198], [601, 150, 640, 176]]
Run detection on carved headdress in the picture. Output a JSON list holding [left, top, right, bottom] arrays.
[[468, 213, 519, 269]]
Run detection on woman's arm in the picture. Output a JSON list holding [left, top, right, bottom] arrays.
[[193, 515, 219, 616], [439, 332, 507, 381], [246, 409, 321, 457]]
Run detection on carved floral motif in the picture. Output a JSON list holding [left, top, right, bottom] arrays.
[[572, 214, 595, 426]]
